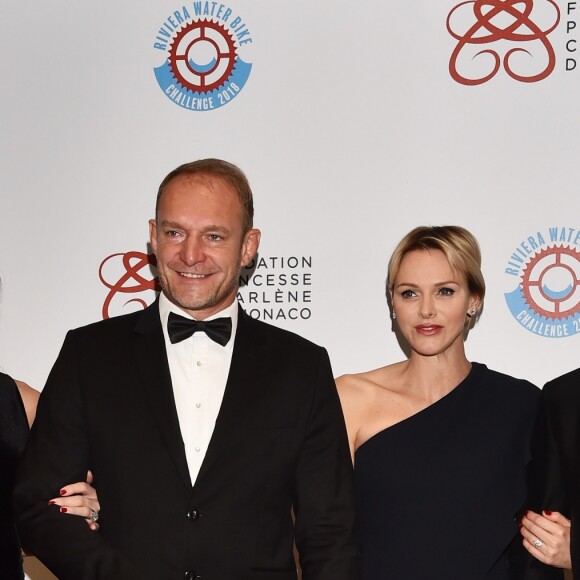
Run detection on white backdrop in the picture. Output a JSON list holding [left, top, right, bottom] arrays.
[[1, 1, 578, 578]]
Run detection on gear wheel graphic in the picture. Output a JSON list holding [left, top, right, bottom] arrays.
[[521, 245, 580, 320], [169, 19, 237, 93]]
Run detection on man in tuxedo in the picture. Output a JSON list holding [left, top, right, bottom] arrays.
[[514, 367, 580, 579], [15, 159, 359, 580]]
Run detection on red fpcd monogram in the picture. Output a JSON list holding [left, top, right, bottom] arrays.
[[99, 252, 160, 320], [447, 0, 560, 84]]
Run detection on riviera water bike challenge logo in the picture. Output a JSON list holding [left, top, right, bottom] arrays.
[[153, 2, 252, 111], [447, 0, 560, 85], [504, 227, 580, 338]]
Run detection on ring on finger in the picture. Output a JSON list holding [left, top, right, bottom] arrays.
[[89, 509, 99, 524], [533, 538, 543, 549]]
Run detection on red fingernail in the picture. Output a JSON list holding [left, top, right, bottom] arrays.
[[59, 489, 66, 496], [48, 501, 56, 505], [518, 523, 523, 529], [544, 510, 552, 515], [60, 507, 67, 513]]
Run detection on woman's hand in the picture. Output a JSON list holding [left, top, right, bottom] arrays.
[[520, 510, 572, 570], [49, 470, 100, 531]]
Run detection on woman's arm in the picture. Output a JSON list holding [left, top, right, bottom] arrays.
[[15, 380, 39, 427]]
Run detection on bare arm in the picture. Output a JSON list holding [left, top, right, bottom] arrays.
[[15, 380, 39, 427], [335, 375, 361, 464]]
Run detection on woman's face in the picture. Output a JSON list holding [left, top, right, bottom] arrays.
[[391, 249, 480, 359]]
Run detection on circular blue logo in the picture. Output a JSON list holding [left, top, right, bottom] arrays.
[[504, 228, 580, 338], [153, 4, 253, 111]]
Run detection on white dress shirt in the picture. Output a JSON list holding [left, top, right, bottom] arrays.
[[159, 293, 238, 485]]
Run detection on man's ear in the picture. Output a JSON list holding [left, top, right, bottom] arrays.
[[241, 228, 261, 266], [149, 219, 158, 254]]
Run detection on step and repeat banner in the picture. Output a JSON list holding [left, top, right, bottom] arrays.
[[0, 1, 578, 576]]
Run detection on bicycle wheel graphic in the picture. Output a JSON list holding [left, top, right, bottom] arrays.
[[169, 20, 237, 93], [522, 246, 580, 319]]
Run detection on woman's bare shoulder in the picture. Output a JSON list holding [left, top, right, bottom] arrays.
[[337, 361, 405, 386], [337, 361, 406, 399], [337, 362, 410, 452]]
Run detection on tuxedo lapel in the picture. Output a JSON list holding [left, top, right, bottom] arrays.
[[195, 307, 266, 484], [133, 302, 191, 488]]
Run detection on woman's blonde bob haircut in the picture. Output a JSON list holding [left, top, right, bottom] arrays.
[[387, 225, 486, 310]]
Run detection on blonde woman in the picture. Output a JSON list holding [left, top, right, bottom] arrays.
[[338, 226, 539, 579]]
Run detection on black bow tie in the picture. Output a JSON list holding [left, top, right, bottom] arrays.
[[167, 312, 232, 347]]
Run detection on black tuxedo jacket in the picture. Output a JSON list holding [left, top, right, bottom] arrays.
[[15, 303, 359, 580], [512, 367, 580, 579]]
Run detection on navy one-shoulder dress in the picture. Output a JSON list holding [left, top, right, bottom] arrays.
[[354, 363, 539, 580], [0, 372, 29, 580]]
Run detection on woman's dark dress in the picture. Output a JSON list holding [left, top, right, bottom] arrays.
[[0, 372, 29, 579], [354, 363, 539, 580]]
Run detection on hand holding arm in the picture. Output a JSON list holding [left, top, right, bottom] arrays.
[[50, 470, 100, 531], [521, 510, 572, 570]]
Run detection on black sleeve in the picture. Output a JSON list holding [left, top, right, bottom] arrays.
[[14, 332, 142, 580], [292, 348, 360, 580], [509, 387, 566, 580]]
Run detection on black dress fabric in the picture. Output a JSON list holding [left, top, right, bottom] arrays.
[[0, 372, 29, 579], [354, 363, 539, 580]]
